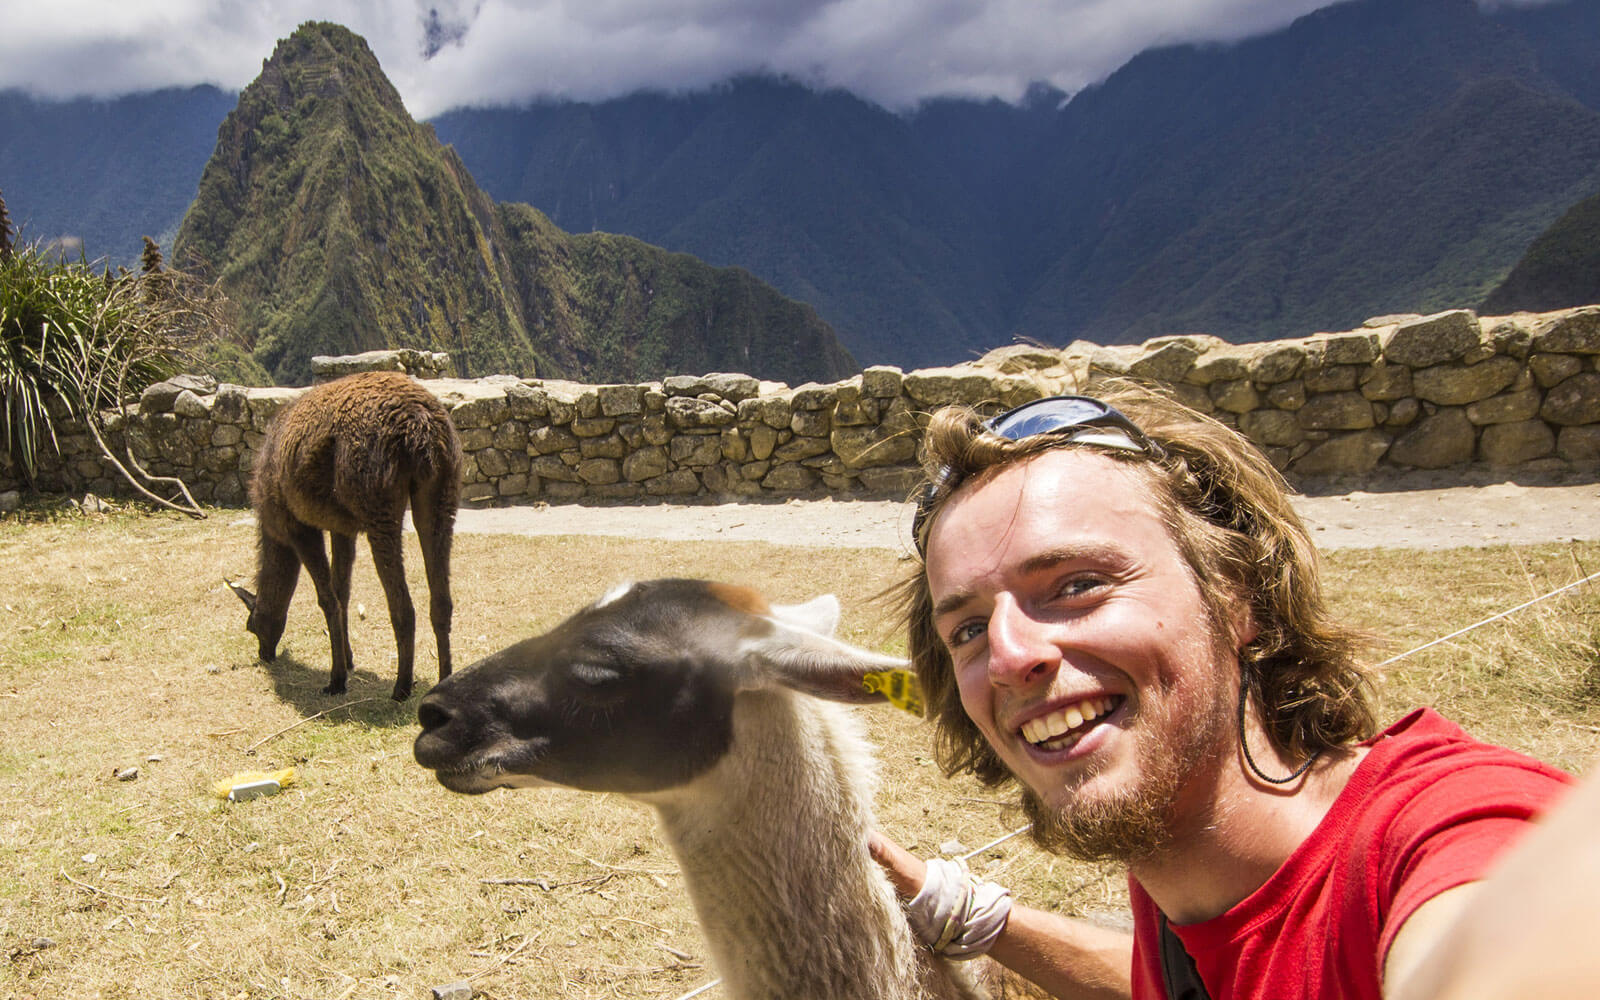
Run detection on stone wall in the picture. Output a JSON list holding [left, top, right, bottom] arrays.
[[4, 306, 1598, 508]]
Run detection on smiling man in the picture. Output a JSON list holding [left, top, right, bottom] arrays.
[[871, 386, 1577, 1000]]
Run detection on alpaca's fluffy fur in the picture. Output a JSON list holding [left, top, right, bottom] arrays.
[[648, 692, 989, 1000]]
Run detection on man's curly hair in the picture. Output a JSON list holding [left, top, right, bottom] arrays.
[[900, 382, 1375, 789]]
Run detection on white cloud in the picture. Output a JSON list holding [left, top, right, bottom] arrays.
[[0, 0, 1569, 118], [397, 0, 1348, 114]]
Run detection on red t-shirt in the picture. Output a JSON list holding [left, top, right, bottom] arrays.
[[1128, 708, 1573, 999]]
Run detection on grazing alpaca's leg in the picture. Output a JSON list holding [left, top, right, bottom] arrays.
[[330, 532, 358, 683], [284, 524, 351, 695], [410, 479, 456, 680], [367, 527, 416, 701]]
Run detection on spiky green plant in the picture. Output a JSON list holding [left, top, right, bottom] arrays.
[[0, 239, 210, 493]]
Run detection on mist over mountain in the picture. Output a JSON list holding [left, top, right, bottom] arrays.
[[170, 23, 855, 387]]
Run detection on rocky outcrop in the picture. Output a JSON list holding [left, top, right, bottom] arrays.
[[5, 306, 1598, 505]]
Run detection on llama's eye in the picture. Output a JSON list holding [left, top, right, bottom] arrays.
[[571, 662, 625, 688]]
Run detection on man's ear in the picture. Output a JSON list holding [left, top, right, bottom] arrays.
[[1231, 603, 1260, 651]]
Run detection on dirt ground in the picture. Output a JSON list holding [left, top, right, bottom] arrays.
[[450, 474, 1600, 553]]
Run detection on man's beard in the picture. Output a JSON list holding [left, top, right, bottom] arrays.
[[1022, 672, 1234, 863]]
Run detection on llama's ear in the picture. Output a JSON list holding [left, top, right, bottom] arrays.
[[741, 604, 911, 707], [768, 594, 841, 637], [226, 579, 258, 612]]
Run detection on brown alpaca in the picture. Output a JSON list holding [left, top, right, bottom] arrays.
[[229, 371, 462, 701]]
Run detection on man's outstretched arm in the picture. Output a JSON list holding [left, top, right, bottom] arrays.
[[1386, 761, 1600, 1000]]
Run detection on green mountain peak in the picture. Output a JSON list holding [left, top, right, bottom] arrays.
[[175, 21, 853, 386]]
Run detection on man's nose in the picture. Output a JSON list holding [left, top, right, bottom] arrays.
[[985, 594, 1057, 687]]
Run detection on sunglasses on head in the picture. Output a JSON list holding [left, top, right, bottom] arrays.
[[911, 394, 1157, 554]]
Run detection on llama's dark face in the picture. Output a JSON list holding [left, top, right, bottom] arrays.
[[229, 538, 299, 662], [227, 581, 290, 660], [244, 596, 288, 662], [414, 579, 906, 797], [414, 580, 750, 794]]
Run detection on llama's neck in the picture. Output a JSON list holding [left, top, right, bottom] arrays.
[[648, 693, 972, 1000]]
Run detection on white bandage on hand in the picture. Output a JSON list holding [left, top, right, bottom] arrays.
[[905, 857, 1013, 959]]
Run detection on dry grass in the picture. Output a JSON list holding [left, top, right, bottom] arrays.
[[0, 501, 1596, 999], [1332, 544, 1600, 773]]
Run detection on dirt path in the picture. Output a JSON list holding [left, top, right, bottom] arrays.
[[451, 479, 1600, 552]]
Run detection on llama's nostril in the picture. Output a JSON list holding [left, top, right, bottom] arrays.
[[417, 699, 452, 732]]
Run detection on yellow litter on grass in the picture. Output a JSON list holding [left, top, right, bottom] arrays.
[[213, 767, 297, 802]]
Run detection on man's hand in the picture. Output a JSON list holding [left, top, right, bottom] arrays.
[[868, 830, 1133, 999], [868, 830, 928, 900]]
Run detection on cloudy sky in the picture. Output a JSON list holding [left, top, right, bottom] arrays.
[[0, 0, 1563, 119]]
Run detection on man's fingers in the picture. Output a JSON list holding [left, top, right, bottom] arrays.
[[868, 830, 929, 900]]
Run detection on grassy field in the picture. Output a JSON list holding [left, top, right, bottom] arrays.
[[1, 502, 1597, 999]]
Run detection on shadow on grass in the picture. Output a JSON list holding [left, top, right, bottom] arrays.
[[253, 647, 428, 727]]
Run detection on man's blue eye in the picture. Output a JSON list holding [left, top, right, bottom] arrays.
[[950, 622, 986, 647], [1060, 576, 1105, 598]]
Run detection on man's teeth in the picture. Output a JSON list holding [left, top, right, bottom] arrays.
[[1021, 697, 1117, 748]]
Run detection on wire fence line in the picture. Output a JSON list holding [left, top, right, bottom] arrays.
[[1373, 568, 1600, 669]]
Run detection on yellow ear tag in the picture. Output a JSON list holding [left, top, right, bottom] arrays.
[[862, 669, 925, 717]]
